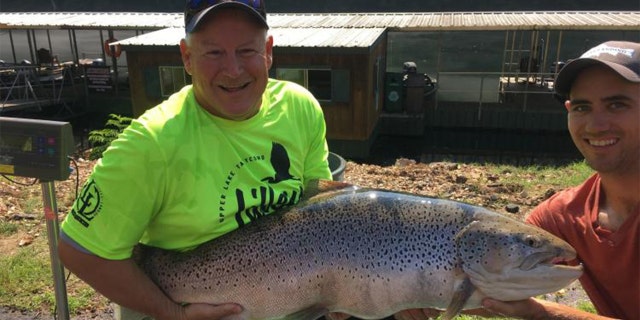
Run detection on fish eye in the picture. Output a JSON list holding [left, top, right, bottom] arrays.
[[523, 235, 541, 248]]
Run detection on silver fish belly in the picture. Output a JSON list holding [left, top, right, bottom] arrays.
[[135, 186, 582, 320]]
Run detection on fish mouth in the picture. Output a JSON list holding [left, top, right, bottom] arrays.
[[519, 252, 579, 271], [466, 254, 582, 302]]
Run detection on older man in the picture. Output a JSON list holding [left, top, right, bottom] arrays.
[[58, 1, 332, 320]]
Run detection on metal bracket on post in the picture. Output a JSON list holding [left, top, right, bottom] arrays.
[[41, 180, 70, 320]]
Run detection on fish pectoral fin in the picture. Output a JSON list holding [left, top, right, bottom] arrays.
[[441, 276, 475, 320], [277, 306, 330, 320]]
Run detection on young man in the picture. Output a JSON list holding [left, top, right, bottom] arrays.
[[482, 41, 640, 320], [58, 1, 332, 320], [394, 41, 639, 320]]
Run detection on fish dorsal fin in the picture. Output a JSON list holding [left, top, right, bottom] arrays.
[[276, 306, 329, 320], [441, 275, 476, 320], [303, 179, 356, 201]]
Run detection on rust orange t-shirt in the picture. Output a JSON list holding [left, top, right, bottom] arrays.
[[526, 174, 639, 319]]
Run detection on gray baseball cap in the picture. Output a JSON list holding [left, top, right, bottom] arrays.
[[555, 41, 640, 95]]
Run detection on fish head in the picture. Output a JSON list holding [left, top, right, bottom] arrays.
[[455, 212, 583, 301]]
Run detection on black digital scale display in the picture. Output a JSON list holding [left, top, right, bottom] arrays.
[[1, 116, 75, 319], [0, 117, 75, 181]]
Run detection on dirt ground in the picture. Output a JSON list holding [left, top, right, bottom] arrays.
[[0, 153, 590, 319]]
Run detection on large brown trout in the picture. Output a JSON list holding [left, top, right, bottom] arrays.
[[134, 182, 582, 320]]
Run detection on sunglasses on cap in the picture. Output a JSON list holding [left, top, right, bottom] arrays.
[[185, 0, 267, 32]]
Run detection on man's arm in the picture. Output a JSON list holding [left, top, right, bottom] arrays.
[[58, 239, 242, 320], [482, 298, 618, 320]]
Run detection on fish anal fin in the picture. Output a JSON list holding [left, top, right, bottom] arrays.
[[442, 276, 476, 320], [277, 306, 329, 320]]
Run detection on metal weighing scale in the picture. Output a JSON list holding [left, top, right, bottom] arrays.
[[0, 116, 75, 320]]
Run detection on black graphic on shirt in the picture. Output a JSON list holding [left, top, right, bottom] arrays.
[[261, 142, 300, 183], [232, 142, 301, 227], [234, 185, 299, 227], [70, 179, 103, 227]]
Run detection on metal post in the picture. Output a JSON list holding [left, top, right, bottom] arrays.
[[107, 30, 119, 96], [9, 29, 17, 64], [67, 30, 76, 63], [41, 181, 70, 320], [72, 30, 80, 66], [100, 30, 106, 62], [434, 32, 443, 111], [555, 32, 564, 75], [26, 30, 35, 64], [47, 29, 54, 61], [501, 31, 509, 81], [478, 75, 484, 121]]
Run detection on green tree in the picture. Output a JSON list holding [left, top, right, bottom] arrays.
[[87, 113, 132, 160]]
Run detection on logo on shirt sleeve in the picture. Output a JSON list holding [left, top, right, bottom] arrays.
[[70, 178, 103, 228]]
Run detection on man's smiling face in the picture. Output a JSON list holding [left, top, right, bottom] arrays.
[[566, 65, 640, 175], [181, 8, 273, 120]]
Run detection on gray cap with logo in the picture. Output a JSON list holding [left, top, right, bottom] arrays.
[[555, 41, 640, 95]]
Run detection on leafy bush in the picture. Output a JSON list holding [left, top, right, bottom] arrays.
[[87, 113, 132, 160]]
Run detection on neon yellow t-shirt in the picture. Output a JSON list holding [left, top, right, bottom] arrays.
[[61, 79, 332, 259]]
